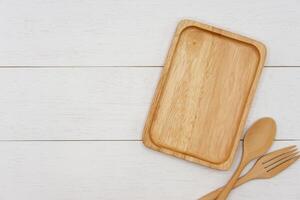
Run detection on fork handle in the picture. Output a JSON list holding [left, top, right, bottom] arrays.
[[199, 173, 254, 200], [216, 161, 247, 200]]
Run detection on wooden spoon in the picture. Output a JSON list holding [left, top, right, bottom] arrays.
[[216, 117, 276, 200]]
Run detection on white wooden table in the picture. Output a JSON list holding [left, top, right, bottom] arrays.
[[0, 1, 299, 199]]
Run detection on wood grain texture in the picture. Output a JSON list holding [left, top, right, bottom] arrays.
[[0, 0, 299, 66], [0, 67, 299, 140], [143, 20, 266, 170], [0, 141, 298, 200]]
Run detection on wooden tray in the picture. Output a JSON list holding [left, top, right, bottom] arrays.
[[143, 20, 266, 170]]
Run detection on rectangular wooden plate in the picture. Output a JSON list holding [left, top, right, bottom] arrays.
[[143, 20, 266, 170]]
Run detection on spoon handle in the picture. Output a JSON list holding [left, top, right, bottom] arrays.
[[199, 173, 254, 200], [216, 161, 246, 200]]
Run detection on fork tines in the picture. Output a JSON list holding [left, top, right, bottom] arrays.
[[262, 145, 299, 173]]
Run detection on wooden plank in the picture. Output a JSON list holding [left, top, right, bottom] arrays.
[[0, 0, 299, 66], [0, 67, 299, 140], [0, 141, 298, 200]]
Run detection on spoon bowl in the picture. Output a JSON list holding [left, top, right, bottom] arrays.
[[243, 117, 276, 161]]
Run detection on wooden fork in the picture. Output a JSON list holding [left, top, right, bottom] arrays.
[[199, 145, 299, 200]]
